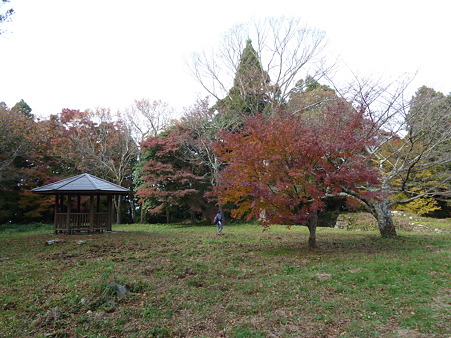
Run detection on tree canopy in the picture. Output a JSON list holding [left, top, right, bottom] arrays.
[[136, 127, 207, 223], [213, 102, 379, 247], [1, 17, 449, 240]]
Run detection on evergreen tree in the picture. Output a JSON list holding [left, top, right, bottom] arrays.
[[408, 86, 451, 151], [11, 99, 33, 119], [399, 86, 451, 216], [287, 75, 337, 119], [214, 39, 273, 117]]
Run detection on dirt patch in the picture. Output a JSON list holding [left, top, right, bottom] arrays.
[[397, 329, 431, 337]]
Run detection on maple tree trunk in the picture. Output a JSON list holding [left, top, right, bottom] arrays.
[[307, 212, 318, 249], [372, 198, 397, 237], [166, 207, 170, 224], [190, 209, 196, 224]]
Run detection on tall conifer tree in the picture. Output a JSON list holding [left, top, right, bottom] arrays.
[[215, 39, 272, 117]]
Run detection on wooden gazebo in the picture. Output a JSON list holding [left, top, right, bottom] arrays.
[[32, 173, 129, 234]]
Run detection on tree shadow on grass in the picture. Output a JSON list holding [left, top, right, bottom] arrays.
[[260, 233, 448, 257]]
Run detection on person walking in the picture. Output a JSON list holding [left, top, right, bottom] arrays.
[[213, 211, 223, 234]]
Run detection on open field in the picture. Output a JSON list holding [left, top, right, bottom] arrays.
[[1, 216, 450, 337]]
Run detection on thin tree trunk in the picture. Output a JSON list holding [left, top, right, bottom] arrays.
[[307, 212, 318, 249], [129, 193, 136, 223], [140, 205, 146, 224], [115, 196, 122, 224]]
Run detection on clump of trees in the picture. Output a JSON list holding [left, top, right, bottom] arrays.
[[0, 103, 139, 224], [1, 17, 449, 248], [336, 78, 451, 236]]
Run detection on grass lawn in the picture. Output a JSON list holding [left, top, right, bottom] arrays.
[[0, 218, 450, 337]]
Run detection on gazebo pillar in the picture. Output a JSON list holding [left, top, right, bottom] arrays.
[[89, 195, 95, 233], [54, 195, 59, 234], [66, 194, 72, 234], [107, 195, 113, 231]]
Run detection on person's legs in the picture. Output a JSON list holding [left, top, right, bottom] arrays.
[[217, 221, 222, 234]]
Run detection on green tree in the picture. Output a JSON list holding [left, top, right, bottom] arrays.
[[214, 39, 272, 116], [287, 76, 336, 116], [408, 86, 451, 152], [290, 75, 333, 96], [11, 99, 33, 119]]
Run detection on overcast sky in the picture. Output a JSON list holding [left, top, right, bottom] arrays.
[[0, 0, 449, 119]]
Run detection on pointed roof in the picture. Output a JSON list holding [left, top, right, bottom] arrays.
[[32, 173, 129, 195]]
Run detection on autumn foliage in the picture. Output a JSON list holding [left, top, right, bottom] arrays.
[[213, 101, 380, 229], [137, 127, 206, 220]]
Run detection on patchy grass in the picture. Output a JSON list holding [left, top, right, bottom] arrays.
[[0, 219, 450, 337], [0, 222, 53, 237], [336, 211, 451, 233]]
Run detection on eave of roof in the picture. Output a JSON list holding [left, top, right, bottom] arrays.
[[31, 173, 130, 195]]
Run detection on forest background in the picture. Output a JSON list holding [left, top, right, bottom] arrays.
[[1, 15, 450, 246]]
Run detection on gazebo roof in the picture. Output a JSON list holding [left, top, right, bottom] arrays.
[[32, 173, 130, 195]]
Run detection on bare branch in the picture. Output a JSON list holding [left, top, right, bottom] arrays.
[[188, 17, 329, 106]]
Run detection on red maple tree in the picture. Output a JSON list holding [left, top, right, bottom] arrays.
[[137, 127, 206, 222], [213, 102, 379, 247]]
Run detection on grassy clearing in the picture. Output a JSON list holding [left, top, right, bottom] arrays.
[[0, 218, 450, 337]]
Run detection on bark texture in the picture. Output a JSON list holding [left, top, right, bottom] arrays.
[[372, 198, 397, 237], [307, 213, 318, 249]]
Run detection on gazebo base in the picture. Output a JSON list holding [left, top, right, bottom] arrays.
[[54, 212, 112, 234]]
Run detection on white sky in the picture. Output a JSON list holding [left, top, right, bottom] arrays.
[[0, 0, 449, 119]]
